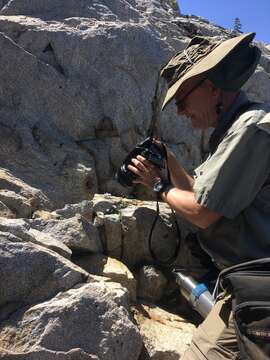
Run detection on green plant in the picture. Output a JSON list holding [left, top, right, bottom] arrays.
[[233, 17, 242, 33]]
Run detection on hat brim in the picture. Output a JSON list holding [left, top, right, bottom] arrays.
[[162, 32, 256, 110]]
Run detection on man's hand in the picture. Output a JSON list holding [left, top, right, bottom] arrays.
[[127, 155, 162, 189], [127, 148, 222, 229]]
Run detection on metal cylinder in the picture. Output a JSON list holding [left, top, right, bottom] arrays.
[[174, 271, 215, 318]]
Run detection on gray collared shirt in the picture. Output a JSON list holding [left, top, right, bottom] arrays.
[[193, 94, 270, 269]]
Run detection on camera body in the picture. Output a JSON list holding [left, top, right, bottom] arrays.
[[116, 137, 166, 187]]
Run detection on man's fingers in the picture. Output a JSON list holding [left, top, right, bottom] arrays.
[[131, 158, 148, 172], [127, 155, 162, 190], [128, 164, 141, 175], [136, 155, 155, 169]]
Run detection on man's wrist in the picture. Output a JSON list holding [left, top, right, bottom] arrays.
[[153, 178, 171, 198]]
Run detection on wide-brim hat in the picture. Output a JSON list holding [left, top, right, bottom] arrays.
[[161, 32, 260, 110]]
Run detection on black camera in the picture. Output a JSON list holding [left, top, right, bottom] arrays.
[[116, 137, 166, 187]]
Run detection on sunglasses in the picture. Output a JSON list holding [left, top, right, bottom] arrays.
[[175, 78, 205, 112]]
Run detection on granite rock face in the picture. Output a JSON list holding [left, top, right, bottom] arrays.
[[0, 29, 98, 209], [0, 1, 202, 209]]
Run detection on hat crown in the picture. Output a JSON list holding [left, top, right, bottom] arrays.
[[161, 36, 220, 86], [161, 33, 261, 110]]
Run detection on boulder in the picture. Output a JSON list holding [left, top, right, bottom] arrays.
[[92, 196, 124, 259], [51, 200, 93, 220], [0, 236, 88, 320], [133, 303, 195, 360], [0, 282, 142, 360], [0, 169, 50, 214], [0, 190, 31, 218], [136, 265, 168, 302], [0, 218, 34, 242], [29, 228, 72, 259], [29, 215, 103, 253], [93, 194, 187, 269], [0, 217, 72, 258], [73, 254, 137, 302]]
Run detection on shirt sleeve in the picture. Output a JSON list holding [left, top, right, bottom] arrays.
[[193, 124, 270, 219]]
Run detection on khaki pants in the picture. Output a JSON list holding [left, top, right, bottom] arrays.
[[182, 296, 240, 360]]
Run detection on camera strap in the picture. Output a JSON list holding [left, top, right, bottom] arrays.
[[148, 143, 182, 268]]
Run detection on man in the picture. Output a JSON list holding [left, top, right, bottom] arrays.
[[128, 32, 270, 359]]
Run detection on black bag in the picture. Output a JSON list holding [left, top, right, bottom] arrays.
[[215, 258, 270, 360]]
